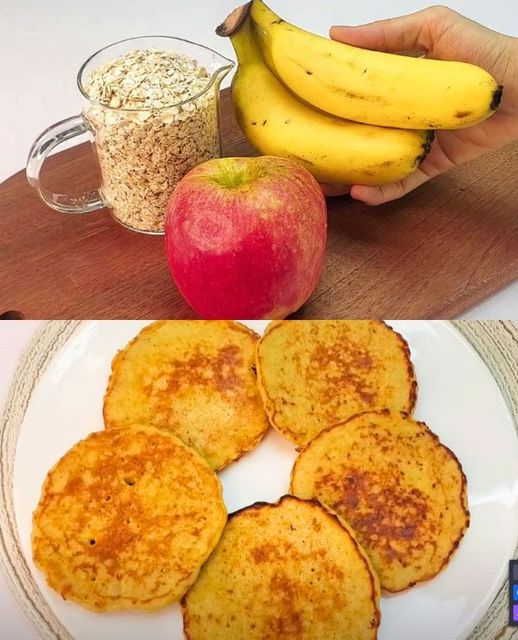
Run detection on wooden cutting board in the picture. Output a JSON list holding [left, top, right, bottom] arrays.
[[1, 89, 517, 319]]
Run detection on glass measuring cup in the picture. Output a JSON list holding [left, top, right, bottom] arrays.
[[26, 36, 234, 234]]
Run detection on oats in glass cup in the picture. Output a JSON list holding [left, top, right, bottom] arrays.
[[27, 37, 234, 234]]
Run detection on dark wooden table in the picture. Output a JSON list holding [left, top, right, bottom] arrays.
[[1, 89, 517, 319]]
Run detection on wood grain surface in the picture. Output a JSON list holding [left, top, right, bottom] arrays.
[[1, 89, 517, 319]]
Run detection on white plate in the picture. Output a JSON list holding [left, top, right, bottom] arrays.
[[11, 320, 518, 640]]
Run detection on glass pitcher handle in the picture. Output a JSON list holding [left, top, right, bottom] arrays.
[[26, 114, 106, 214]]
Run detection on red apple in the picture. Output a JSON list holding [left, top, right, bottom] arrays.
[[164, 156, 327, 319]]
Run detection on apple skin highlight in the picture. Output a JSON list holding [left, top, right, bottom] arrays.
[[165, 156, 327, 319]]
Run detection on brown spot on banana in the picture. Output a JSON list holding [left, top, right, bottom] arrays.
[[415, 131, 435, 165], [491, 85, 504, 111], [330, 86, 387, 103], [455, 110, 473, 119], [287, 154, 316, 167], [288, 59, 315, 76]]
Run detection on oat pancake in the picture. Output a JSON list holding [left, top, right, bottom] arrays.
[[103, 320, 269, 470], [291, 410, 469, 592], [256, 320, 417, 446], [32, 425, 227, 612], [182, 495, 380, 640]]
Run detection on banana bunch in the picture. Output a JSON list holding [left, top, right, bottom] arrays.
[[217, 0, 502, 186]]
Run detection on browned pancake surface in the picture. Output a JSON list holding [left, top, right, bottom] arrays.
[[32, 425, 227, 611], [257, 320, 417, 445], [104, 320, 269, 469], [182, 495, 380, 640], [291, 410, 469, 591]]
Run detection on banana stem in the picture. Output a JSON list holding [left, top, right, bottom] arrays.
[[227, 16, 260, 65], [216, 2, 251, 37]]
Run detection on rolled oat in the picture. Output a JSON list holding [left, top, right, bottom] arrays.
[[84, 49, 220, 233]]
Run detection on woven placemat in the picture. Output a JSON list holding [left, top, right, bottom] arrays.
[[451, 321, 518, 640], [0, 320, 516, 640]]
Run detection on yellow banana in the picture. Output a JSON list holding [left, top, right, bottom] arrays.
[[218, 14, 433, 186], [249, 0, 503, 130]]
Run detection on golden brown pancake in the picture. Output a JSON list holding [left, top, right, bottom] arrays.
[[256, 320, 417, 446], [103, 320, 269, 470], [182, 495, 380, 640], [291, 410, 469, 592], [32, 425, 227, 612]]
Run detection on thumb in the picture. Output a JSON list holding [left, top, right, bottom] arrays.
[[329, 7, 450, 54]]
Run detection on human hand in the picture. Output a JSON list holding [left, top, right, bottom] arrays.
[[325, 6, 518, 204]]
